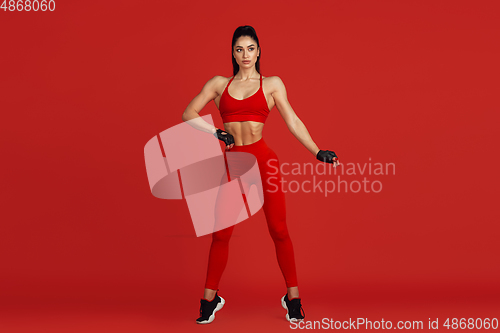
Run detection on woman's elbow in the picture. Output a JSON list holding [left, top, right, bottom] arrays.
[[182, 108, 199, 122], [181, 110, 190, 122]]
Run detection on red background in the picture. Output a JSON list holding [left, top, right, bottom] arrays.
[[1, 0, 499, 332]]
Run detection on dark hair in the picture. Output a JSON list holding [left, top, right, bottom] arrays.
[[231, 25, 261, 76]]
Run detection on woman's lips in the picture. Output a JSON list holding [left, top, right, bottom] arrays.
[[243, 61, 250, 63]]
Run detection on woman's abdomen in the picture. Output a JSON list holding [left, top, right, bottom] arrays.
[[223, 121, 264, 146]]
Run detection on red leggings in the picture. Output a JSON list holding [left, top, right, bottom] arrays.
[[204, 137, 298, 290]]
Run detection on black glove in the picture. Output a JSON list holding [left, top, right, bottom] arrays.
[[316, 150, 339, 164], [213, 128, 235, 146]]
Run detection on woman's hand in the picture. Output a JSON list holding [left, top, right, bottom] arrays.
[[316, 150, 339, 167], [213, 128, 235, 150]]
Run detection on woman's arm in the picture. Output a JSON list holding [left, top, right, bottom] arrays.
[[271, 76, 321, 156], [181, 76, 234, 149], [181, 75, 220, 134]]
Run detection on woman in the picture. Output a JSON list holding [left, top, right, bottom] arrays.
[[181, 25, 339, 324]]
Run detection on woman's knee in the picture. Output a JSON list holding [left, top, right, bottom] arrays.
[[269, 225, 290, 242], [212, 227, 233, 243]]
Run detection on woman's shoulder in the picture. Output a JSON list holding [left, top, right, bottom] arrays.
[[212, 75, 234, 81], [209, 75, 233, 87], [262, 75, 284, 85], [201, 75, 232, 92], [262, 75, 279, 79], [262, 75, 286, 95]]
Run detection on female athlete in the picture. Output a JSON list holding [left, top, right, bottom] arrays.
[[181, 25, 339, 324]]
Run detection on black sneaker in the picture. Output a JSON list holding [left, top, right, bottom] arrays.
[[281, 294, 305, 322], [196, 292, 225, 324]]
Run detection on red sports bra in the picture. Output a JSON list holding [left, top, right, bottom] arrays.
[[219, 73, 270, 123]]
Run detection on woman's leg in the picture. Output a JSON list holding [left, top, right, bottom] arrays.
[[260, 149, 299, 298], [287, 286, 299, 299], [202, 152, 252, 298], [203, 167, 236, 296], [203, 225, 234, 300]]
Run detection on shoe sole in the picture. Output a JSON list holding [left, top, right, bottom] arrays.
[[196, 296, 225, 324], [281, 295, 304, 322]]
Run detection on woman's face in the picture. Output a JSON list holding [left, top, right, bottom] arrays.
[[233, 36, 260, 68]]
